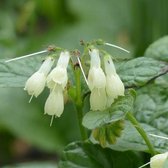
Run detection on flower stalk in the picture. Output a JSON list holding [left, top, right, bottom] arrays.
[[74, 66, 87, 140], [126, 112, 156, 156]]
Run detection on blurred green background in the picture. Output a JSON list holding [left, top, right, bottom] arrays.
[[0, 0, 168, 166]]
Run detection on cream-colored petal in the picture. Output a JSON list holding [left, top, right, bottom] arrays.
[[106, 74, 124, 99], [88, 67, 106, 90], [44, 85, 64, 117], [150, 152, 168, 168], [24, 71, 46, 97], [90, 88, 107, 111], [57, 51, 70, 68], [47, 66, 68, 89], [38, 57, 54, 75], [104, 55, 116, 75], [106, 96, 115, 108], [89, 49, 101, 68]]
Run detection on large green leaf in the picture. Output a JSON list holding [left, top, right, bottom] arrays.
[[134, 84, 168, 134], [117, 57, 168, 88], [82, 89, 135, 129], [145, 36, 168, 61], [58, 141, 142, 168]]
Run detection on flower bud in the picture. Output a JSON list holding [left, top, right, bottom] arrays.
[[24, 57, 54, 97], [150, 152, 168, 168], [44, 85, 64, 117]]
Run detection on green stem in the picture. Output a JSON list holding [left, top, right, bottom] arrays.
[[74, 67, 87, 140], [126, 112, 156, 156]]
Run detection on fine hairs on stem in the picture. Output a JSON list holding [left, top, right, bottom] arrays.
[[104, 42, 130, 53], [5, 50, 48, 63]]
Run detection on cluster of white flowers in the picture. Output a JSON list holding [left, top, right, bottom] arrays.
[[88, 49, 124, 111], [24, 47, 124, 121], [24, 51, 70, 118]]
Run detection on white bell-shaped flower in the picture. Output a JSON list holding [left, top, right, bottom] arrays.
[[104, 55, 124, 105], [150, 152, 168, 168], [47, 51, 70, 89], [88, 49, 107, 111], [44, 85, 64, 117], [24, 57, 54, 97], [45, 51, 70, 118]]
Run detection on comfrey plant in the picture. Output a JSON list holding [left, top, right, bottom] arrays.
[[4, 37, 168, 168]]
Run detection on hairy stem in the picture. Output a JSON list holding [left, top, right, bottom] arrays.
[[126, 112, 156, 156], [74, 67, 87, 140]]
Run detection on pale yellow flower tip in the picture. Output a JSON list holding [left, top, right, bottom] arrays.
[[106, 74, 125, 98], [150, 152, 168, 168]]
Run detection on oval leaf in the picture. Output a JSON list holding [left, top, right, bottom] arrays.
[[117, 57, 168, 88], [145, 36, 168, 61], [58, 141, 142, 168]]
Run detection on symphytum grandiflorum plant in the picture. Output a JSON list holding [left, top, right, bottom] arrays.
[[3, 37, 168, 168]]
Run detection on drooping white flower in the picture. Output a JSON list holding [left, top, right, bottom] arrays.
[[47, 51, 70, 89], [88, 49, 107, 111], [150, 152, 168, 168], [24, 57, 54, 97], [104, 55, 124, 106], [45, 51, 70, 118], [44, 85, 64, 117]]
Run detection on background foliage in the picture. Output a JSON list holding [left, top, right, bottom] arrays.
[[0, 0, 168, 167]]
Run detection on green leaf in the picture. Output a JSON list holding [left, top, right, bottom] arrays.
[[82, 89, 135, 129], [117, 57, 168, 87], [58, 141, 142, 168], [134, 83, 168, 134], [93, 83, 168, 153], [145, 36, 168, 61], [3, 162, 57, 168], [0, 57, 42, 87], [0, 88, 80, 153]]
